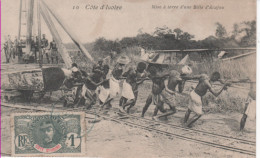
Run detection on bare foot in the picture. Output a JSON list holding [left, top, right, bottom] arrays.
[[152, 116, 160, 121], [119, 107, 127, 113], [126, 108, 130, 114]]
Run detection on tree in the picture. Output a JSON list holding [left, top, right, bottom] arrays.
[[215, 22, 227, 39], [230, 23, 239, 40], [136, 33, 157, 49], [180, 32, 194, 41], [173, 28, 183, 40], [93, 37, 107, 51], [153, 26, 173, 37], [93, 37, 121, 53], [239, 20, 256, 47], [120, 37, 138, 48], [200, 36, 222, 48]]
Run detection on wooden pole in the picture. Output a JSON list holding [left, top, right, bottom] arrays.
[[222, 51, 256, 61], [25, 0, 34, 55], [41, 0, 94, 62], [37, 0, 42, 67], [26, 0, 31, 54], [40, 4, 72, 68], [18, 0, 22, 40], [155, 111, 176, 119]]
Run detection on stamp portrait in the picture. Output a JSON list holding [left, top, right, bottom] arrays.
[[11, 112, 86, 157]]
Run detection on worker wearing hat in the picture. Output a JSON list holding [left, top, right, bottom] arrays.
[[100, 55, 130, 108], [49, 39, 58, 64], [141, 65, 176, 120], [120, 62, 148, 113], [110, 56, 130, 96], [41, 34, 49, 63], [92, 58, 104, 74]]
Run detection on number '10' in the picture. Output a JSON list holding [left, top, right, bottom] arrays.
[[73, 6, 79, 9]]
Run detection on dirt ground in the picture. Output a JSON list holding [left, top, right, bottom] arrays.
[[1, 64, 256, 157], [1, 105, 256, 158], [1, 87, 256, 158]]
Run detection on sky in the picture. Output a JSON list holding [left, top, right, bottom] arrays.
[[1, 0, 256, 43]]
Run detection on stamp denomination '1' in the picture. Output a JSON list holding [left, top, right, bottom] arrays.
[[11, 112, 86, 157]]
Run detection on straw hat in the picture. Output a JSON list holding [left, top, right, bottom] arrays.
[[181, 65, 192, 75], [117, 55, 130, 65]]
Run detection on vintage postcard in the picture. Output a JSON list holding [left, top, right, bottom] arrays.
[[1, 0, 256, 157], [11, 112, 86, 157]]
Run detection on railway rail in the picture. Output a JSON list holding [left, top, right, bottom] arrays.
[[1, 102, 256, 156]]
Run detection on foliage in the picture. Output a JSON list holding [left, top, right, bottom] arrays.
[[215, 22, 227, 39], [93, 37, 121, 53], [89, 20, 255, 55], [65, 20, 256, 75]]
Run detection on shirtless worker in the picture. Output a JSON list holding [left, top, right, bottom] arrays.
[[178, 65, 193, 93], [162, 65, 193, 107], [41, 34, 49, 63], [32, 36, 39, 62], [100, 56, 129, 109], [62, 63, 84, 107], [119, 62, 147, 113], [240, 78, 256, 131], [49, 39, 58, 64], [77, 69, 105, 109], [142, 64, 193, 117], [166, 64, 193, 94], [141, 65, 176, 120], [161, 70, 183, 108], [93, 59, 104, 74], [167, 70, 183, 93], [183, 72, 230, 128], [97, 65, 111, 108]]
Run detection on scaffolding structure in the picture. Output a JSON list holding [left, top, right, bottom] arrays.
[[16, 0, 94, 68]]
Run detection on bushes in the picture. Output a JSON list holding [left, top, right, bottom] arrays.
[[203, 91, 246, 114], [191, 53, 255, 80]]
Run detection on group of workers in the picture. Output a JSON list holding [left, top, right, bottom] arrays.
[[3, 34, 59, 64], [35, 34, 60, 64], [63, 55, 256, 131], [3, 35, 22, 63]]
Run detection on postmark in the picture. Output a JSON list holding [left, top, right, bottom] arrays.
[[11, 112, 86, 157]]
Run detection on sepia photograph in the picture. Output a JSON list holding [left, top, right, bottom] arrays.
[[1, 0, 257, 157]]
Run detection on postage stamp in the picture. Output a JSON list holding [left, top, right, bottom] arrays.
[[11, 112, 86, 157]]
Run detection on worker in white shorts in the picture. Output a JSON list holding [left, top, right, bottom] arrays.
[[240, 79, 256, 131]]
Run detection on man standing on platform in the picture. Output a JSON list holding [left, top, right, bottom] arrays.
[[41, 34, 49, 63], [33, 36, 39, 62], [13, 36, 18, 58], [49, 39, 59, 64]]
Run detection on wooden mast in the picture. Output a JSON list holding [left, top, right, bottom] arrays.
[[18, 0, 23, 40], [40, 4, 73, 68], [25, 0, 34, 55], [37, 0, 42, 67], [41, 0, 94, 62]]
